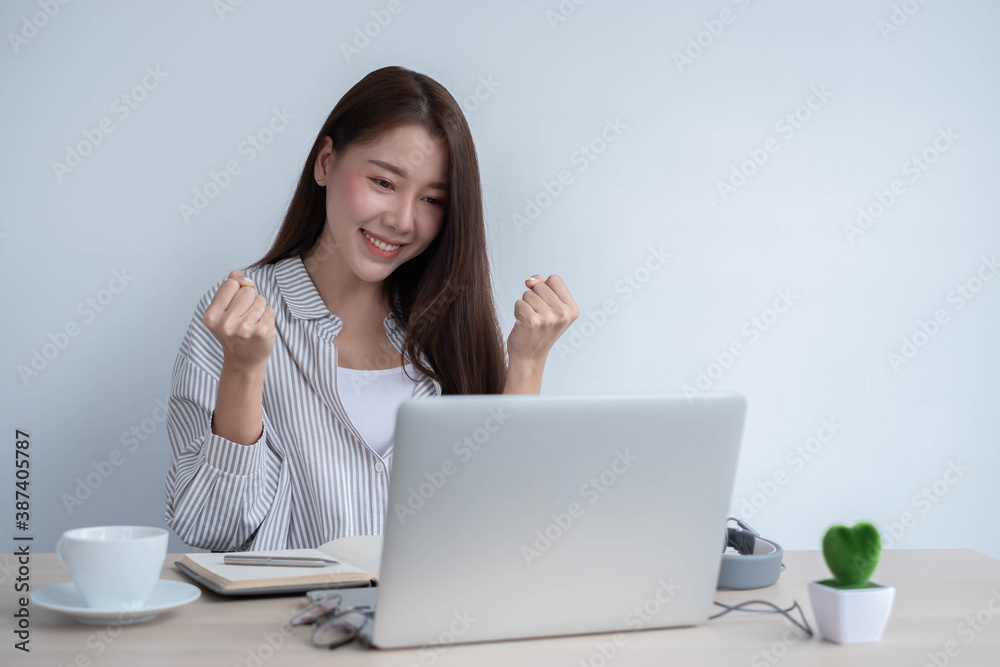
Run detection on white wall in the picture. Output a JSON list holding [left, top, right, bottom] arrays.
[[2, 0, 997, 561]]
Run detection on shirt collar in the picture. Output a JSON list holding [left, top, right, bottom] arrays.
[[273, 253, 407, 352], [274, 255, 332, 321]]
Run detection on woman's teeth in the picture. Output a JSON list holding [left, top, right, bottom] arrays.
[[362, 229, 401, 252]]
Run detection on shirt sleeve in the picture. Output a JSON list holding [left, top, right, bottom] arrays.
[[163, 281, 280, 551]]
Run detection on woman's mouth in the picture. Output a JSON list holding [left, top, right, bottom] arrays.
[[361, 228, 404, 258]]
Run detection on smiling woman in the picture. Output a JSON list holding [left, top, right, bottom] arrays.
[[163, 66, 579, 551], [305, 124, 450, 306]]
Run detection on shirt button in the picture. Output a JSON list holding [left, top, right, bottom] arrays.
[[374, 461, 385, 473]]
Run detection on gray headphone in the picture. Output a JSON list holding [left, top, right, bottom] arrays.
[[717, 517, 785, 590]]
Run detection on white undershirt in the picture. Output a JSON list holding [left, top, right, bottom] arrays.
[[336, 363, 418, 460]]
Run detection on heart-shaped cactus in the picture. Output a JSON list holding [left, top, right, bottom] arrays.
[[821, 521, 881, 588]]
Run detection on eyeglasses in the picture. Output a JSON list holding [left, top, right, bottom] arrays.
[[290, 590, 375, 649]]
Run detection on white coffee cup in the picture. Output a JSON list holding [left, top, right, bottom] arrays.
[[56, 526, 168, 609]]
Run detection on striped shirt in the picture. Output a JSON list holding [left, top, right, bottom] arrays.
[[164, 255, 442, 552]]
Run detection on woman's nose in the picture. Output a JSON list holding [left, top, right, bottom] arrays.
[[385, 198, 416, 234]]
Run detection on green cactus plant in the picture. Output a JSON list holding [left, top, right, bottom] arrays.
[[818, 521, 883, 590]]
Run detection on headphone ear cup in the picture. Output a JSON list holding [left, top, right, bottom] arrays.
[[718, 523, 784, 590]]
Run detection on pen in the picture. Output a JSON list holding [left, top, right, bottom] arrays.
[[224, 555, 340, 567]]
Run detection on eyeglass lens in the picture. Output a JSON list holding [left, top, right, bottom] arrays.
[[312, 608, 372, 648], [291, 593, 342, 626]]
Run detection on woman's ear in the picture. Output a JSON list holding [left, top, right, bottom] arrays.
[[314, 136, 335, 184]]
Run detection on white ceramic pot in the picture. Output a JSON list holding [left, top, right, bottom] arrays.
[[807, 579, 895, 644]]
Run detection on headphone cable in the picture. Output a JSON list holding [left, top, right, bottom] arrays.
[[708, 598, 814, 637]]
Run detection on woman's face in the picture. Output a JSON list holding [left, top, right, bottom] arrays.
[[313, 124, 449, 284]]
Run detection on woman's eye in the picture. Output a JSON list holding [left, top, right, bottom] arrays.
[[372, 178, 442, 206]]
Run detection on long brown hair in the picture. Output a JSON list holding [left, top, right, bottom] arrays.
[[249, 66, 507, 395]]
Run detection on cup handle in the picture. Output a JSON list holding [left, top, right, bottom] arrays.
[[56, 536, 68, 571]]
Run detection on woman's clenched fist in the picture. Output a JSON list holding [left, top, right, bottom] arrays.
[[203, 269, 277, 371], [506, 273, 579, 365]]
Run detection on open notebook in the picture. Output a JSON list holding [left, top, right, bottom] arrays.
[[174, 534, 382, 595]]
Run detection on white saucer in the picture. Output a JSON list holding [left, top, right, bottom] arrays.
[[31, 579, 201, 624]]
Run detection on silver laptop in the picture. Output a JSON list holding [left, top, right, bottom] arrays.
[[353, 392, 747, 649]]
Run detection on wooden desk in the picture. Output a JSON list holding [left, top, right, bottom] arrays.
[[4, 549, 999, 666]]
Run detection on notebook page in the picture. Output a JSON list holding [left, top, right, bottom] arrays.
[[185, 548, 373, 583], [317, 535, 383, 578]]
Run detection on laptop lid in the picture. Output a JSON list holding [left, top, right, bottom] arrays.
[[368, 392, 747, 649]]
